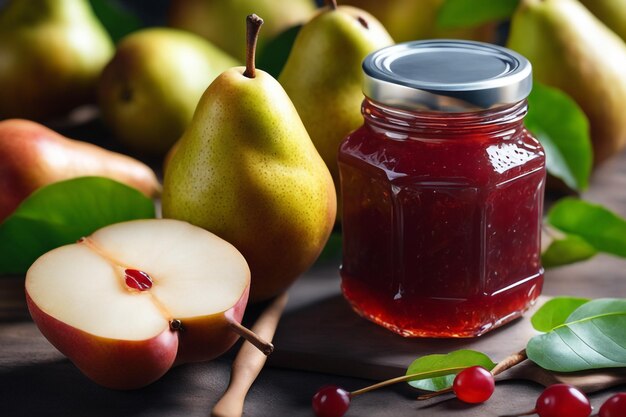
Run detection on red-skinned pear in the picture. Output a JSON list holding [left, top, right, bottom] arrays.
[[25, 219, 268, 389], [162, 16, 336, 302], [0, 119, 161, 223]]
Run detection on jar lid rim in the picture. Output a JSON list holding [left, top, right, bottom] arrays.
[[362, 40, 533, 112]]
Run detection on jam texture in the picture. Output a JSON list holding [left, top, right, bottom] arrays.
[[339, 101, 545, 337]]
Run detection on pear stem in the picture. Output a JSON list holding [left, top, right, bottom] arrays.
[[244, 14, 264, 79], [229, 320, 274, 355], [211, 293, 288, 417], [326, 0, 338, 10]]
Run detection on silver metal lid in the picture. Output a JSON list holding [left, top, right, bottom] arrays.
[[362, 40, 532, 112]]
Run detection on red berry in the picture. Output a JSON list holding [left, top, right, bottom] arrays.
[[535, 384, 591, 417], [599, 393, 626, 417], [312, 385, 351, 417], [452, 366, 495, 404], [124, 269, 153, 291]]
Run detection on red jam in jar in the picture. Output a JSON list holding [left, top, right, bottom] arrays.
[[339, 40, 545, 338]]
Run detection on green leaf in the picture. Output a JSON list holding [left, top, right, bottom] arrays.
[[436, 0, 519, 29], [542, 234, 597, 268], [527, 298, 626, 372], [0, 177, 155, 275], [89, 0, 143, 43], [567, 299, 626, 322], [258, 25, 301, 78], [406, 350, 496, 391], [531, 296, 590, 332], [547, 198, 626, 258], [525, 82, 593, 191]]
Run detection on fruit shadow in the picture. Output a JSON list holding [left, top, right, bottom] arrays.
[[0, 358, 229, 417], [268, 289, 530, 385]]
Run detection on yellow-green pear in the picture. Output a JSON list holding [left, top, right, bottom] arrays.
[[279, 0, 393, 221], [168, 0, 316, 62], [0, 0, 114, 120], [507, 0, 626, 163], [580, 0, 626, 42], [98, 28, 238, 155], [341, 0, 496, 43], [162, 15, 336, 302]]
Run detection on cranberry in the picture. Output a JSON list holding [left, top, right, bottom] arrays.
[[452, 365, 496, 404], [599, 393, 626, 417], [312, 385, 351, 417], [535, 384, 591, 417]]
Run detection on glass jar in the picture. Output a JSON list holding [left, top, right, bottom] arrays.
[[339, 40, 546, 338]]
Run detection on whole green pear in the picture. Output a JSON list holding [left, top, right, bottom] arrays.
[[168, 0, 316, 62], [278, 1, 393, 221], [98, 28, 238, 155], [0, 0, 114, 120], [507, 0, 626, 163], [341, 0, 496, 43], [580, 0, 626, 42], [163, 16, 336, 302]]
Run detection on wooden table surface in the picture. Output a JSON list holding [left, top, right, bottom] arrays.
[[1, 128, 626, 416]]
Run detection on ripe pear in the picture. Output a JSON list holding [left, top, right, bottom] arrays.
[[279, 0, 393, 221], [0, 119, 160, 223], [98, 28, 238, 156], [0, 0, 114, 120], [168, 0, 316, 62], [580, 0, 626, 42], [341, 0, 496, 43], [163, 15, 336, 302], [507, 0, 626, 163]]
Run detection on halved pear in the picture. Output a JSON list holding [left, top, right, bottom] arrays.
[[26, 219, 254, 389]]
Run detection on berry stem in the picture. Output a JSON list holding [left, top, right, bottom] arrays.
[[350, 366, 467, 397], [417, 387, 453, 400], [491, 349, 527, 375], [326, 0, 337, 10], [228, 320, 274, 355], [243, 14, 263, 79], [416, 349, 527, 401]]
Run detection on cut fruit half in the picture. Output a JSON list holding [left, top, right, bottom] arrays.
[[26, 219, 268, 389]]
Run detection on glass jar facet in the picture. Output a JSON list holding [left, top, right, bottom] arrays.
[[339, 99, 545, 337]]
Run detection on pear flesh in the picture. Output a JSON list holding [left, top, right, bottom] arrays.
[[162, 67, 336, 302], [279, 5, 394, 221], [0, 0, 114, 120], [507, 0, 626, 163]]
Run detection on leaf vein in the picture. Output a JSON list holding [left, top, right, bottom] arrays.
[[589, 320, 626, 354], [569, 326, 620, 365], [556, 331, 592, 366], [556, 311, 626, 330]]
